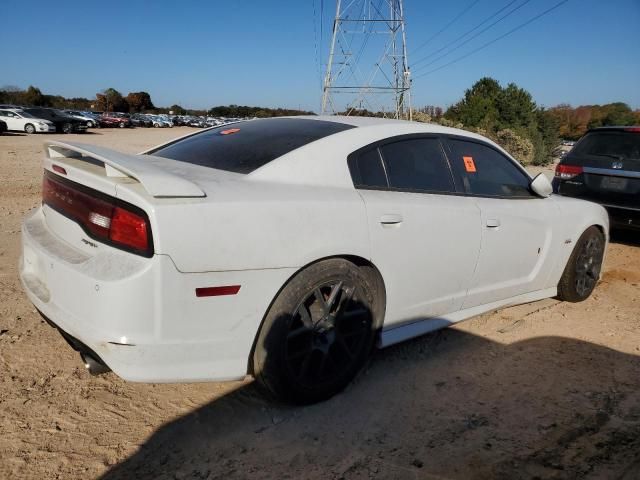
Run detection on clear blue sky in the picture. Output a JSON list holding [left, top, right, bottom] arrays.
[[2, 0, 638, 112]]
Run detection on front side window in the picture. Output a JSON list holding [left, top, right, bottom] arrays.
[[447, 139, 532, 198], [380, 138, 455, 193]]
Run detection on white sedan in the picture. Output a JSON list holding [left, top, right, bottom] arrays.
[[19, 117, 608, 403], [0, 108, 55, 133]]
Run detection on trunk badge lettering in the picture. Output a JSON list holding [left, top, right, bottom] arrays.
[[612, 161, 623, 169]]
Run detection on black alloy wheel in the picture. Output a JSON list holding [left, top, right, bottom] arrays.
[[557, 226, 605, 302], [285, 280, 372, 389]]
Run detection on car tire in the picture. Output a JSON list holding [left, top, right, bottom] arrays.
[[24, 123, 36, 134], [253, 259, 380, 404], [62, 123, 73, 134], [87, 121, 94, 128], [557, 226, 605, 302], [119, 122, 125, 128]]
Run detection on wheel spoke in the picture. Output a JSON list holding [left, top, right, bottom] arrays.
[[297, 304, 313, 327], [325, 281, 344, 313], [334, 286, 356, 317], [288, 325, 311, 340], [314, 288, 329, 316]]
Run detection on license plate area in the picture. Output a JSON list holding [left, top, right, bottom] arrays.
[[601, 176, 628, 191]]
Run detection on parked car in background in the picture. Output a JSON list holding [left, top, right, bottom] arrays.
[[148, 115, 171, 128], [21, 108, 87, 133], [20, 116, 608, 404], [554, 126, 640, 231], [130, 113, 153, 128], [97, 112, 132, 128], [0, 109, 56, 133], [63, 110, 98, 128], [0, 119, 7, 135]]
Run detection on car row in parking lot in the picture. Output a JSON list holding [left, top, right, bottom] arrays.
[[0, 105, 241, 134]]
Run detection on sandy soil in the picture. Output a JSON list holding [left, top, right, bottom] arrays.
[[0, 127, 639, 480]]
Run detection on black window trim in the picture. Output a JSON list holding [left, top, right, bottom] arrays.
[[347, 133, 463, 197], [440, 134, 537, 200]]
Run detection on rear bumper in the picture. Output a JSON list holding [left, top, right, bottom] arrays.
[[19, 207, 296, 382]]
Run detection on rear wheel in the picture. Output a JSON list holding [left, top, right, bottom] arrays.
[[62, 122, 73, 134], [24, 123, 36, 134], [557, 226, 605, 302], [254, 259, 379, 404]]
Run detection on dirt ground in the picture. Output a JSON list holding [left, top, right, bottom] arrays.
[[1, 127, 639, 480]]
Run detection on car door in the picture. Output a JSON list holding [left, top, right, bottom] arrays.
[[442, 136, 560, 308], [0, 110, 20, 130], [349, 136, 482, 327]]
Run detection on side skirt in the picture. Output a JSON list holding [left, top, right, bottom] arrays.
[[378, 287, 557, 348]]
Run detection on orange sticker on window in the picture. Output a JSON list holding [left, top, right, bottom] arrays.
[[463, 156, 476, 172]]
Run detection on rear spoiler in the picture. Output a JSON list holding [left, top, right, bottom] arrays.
[[45, 141, 206, 198]]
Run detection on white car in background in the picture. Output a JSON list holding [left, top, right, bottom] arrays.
[[0, 108, 55, 133], [19, 117, 608, 404]]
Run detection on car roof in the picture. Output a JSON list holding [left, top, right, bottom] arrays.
[[587, 126, 640, 132]]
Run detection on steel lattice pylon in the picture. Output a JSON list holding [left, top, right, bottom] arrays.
[[321, 0, 411, 119]]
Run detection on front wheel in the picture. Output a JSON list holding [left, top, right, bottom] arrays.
[[62, 122, 73, 134], [557, 226, 605, 302], [24, 123, 36, 134], [253, 259, 379, 404]]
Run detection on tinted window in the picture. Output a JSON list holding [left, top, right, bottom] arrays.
[[349, 148, 388, 188], [572, 131, 640, 161], [447, 139, 532, 197], [380, 138, 455, 193], [149, 118, 355, 174]]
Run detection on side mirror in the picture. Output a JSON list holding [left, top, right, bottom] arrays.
[[530, 173, 553, 198]]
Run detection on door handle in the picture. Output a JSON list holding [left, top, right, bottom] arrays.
[[380, 214, 403, 225], [486, 218, 501, 228]]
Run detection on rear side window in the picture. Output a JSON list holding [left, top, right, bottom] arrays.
[[349, 148, 388, 188], [380, 138, 455, 193], [447, 139, 532, 197], [572, 131, 640, 161], [148, 118, 355, 174]]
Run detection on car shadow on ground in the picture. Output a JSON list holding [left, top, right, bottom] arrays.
[[100, 324, 640, 479], [1, 132, 26, 137]]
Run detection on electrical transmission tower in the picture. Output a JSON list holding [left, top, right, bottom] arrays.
[[321, 0, 411, 119]]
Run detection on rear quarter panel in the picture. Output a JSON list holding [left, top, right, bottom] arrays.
[[149, 183, 371, 272]]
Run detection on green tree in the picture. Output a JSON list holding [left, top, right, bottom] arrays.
[[496, 83, 536, 131], [22, 85, 45, 106], [168, 104, 186, 115], [445, 77, 501, 129]]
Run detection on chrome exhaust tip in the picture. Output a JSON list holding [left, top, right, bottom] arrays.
[[81, 352, 110, 376]]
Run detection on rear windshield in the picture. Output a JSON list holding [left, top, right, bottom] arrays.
[[148, 118, 355, 174], [573, 131, 640, 160]]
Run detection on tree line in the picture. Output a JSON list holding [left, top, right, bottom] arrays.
[[0, 85, 314, 118]]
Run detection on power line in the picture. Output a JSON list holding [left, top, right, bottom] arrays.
[[410, 0, 481, 56], [413, 0, 571, 80], [412, 0, 521, 68]]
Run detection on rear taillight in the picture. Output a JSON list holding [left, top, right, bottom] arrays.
[[555, 164, 583, 179], [624, 127, 640, 133], [42, 170, 153, 256]]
